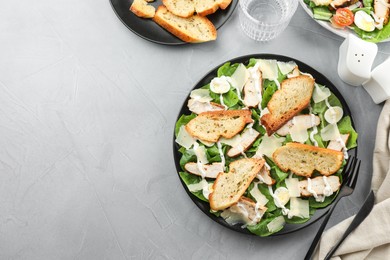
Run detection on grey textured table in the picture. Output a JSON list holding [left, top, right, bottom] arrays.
[[1, 1, 389, 259]]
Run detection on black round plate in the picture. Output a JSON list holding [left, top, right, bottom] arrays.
[[109, 0, 238, 45], [173, 54, 357, 236]]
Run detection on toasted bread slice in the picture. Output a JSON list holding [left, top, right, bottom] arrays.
[[185, 110, 253, 142], [195, 0, 233, 16], [209, 158, 265, 211], [153, 6, 217, 43], [299, 176, 341, 197], [273, 143, 344, 177], [162, 0, 195, 18], [184, 162, 224, 178], [330, 0, 359, 9], [130, 0, 156, 18], [261, 75, 315, 136]]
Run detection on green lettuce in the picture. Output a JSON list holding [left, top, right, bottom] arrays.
[[175, 114, 196, 137], [179, 172, 208, 202], [338, 116, 358, 149]]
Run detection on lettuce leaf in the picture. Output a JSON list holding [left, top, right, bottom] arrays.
[[352, 23, 390, 43], [338, 116, 358, 149], [179, 147, 196, 170], [261, 80, 278, 109], [217, 62, 239, 77], [175, 114, 196, 137], [247, 216, 284, 237], [179, 172, 208, 202]]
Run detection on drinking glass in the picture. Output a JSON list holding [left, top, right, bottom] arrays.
[[239, 0, 298, 41]]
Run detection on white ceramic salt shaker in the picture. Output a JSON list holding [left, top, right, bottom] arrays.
[[362, 57, 390, 104], [338, 34, 378, 86]]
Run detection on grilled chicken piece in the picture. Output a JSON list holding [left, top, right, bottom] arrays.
[[184, 162, 224, 178], [276, 115, 320, 136], [327, 134, 350, 151], [256, 165, 275, 185], [221, 197, 267, 225], [188, 99, 224, 114], [299, 175, 340, 197], [374, 0, 390, 25], [243, 68, 262, 108], [227, 129, 260, 157], [330, 0, 359, 9]]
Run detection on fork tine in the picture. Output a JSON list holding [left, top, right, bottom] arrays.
[[345, 157, 359, 185], [342, 156, 354, 181], [349, 159, 361, 189]]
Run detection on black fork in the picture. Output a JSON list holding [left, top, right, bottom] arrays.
[[304, 156, 361, 260]]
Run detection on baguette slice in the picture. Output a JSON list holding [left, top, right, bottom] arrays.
[[261, 75, 315, 136], [162, 0, 195, 18], [209, 158, 265, 211], [130, 0, 156, 18], [185, 110, 253, 142], [273, 143, 344, 177], [153, 6, 217, 43], [195, 0, 233, 16]]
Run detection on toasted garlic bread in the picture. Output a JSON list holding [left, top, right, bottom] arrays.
[[299, 175, 341, 197], [185, 110, 253, 142], [130, 0, 156, 18], [195, 0, 233, 16], [184, 162, 224, 178], [153, 6, 217, 43], [273, 143, 344, 177], [162, 0, 195, 18], [261, 75, 315, 136], [209, 158, 265, 211]]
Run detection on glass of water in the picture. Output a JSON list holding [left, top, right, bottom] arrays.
[[239, 0, 298, 42]]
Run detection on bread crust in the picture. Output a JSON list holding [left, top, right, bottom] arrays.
[[185, 109, 253, 142], [261, 75, 315, 136], [209, 158, 265, 211], [162, 0, 195, 18], [273, 143, 344, 177], [153, 6, 217, 43], [130, 0, 156, 18]]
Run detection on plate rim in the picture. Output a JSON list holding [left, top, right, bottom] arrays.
[[172, 53, 358, 236], [109, 0, 239, 46], [298, 0, 390, 43]]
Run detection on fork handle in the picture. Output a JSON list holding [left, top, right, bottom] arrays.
[[324, 191, 375, 260], [304, 196, 342, 260]]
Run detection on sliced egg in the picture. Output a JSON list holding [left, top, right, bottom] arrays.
[[324, 106, 343, 124], [274, 187, 290, 207], [210, 76, 231, 94], [354, 11, 375, 32]]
